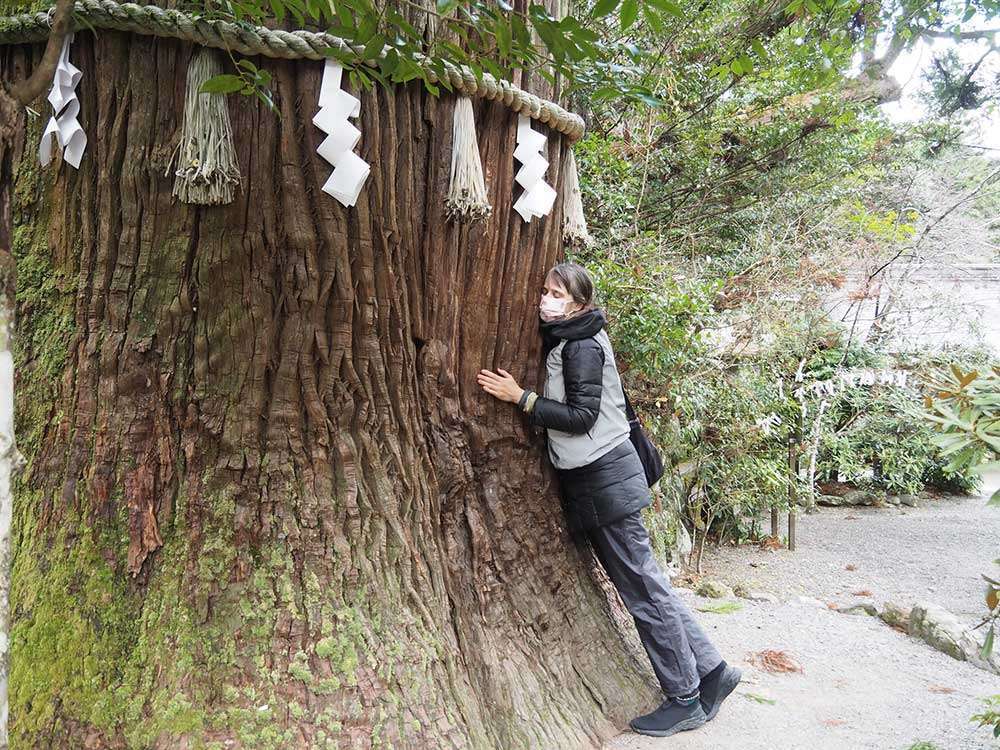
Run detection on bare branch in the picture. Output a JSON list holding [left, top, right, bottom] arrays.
[[6, 0, 76, 105], [913, 165, 1000, 246], [921, 28, 1000, 40]]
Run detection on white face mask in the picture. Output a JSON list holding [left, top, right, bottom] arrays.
[[539, 294, 573, 322]]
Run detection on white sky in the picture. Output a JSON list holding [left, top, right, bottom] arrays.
[[879, 33, 1000, 153]]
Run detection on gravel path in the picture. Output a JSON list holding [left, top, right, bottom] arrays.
[[601, 475, 1000, 750], [699, 489, 1000, 620]]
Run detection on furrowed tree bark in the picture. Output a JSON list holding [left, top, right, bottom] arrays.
[[1, 28, 664, 750], [0, 0, 75, 741], [0, 123, 24, 750]]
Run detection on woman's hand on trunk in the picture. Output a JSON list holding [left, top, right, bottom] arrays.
[[477, 368, 524, 404]]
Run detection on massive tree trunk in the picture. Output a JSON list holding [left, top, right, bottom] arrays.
[[0, 26, 662, 750]]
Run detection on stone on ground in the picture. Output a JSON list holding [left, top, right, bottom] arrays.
[[908, 601, 1000, 674], [878, 602, 911, 630], [697, 579, 735, 599]]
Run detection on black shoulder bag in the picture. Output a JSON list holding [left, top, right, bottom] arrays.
[[622, 389, 665, 487]]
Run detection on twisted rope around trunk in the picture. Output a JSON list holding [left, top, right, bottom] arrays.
[[0, 0, 586, 140]]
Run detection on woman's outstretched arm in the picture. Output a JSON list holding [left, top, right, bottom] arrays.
[[529, 339, 604, 434]]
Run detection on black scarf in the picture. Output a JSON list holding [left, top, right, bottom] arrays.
[[539, 308, 607, 357]]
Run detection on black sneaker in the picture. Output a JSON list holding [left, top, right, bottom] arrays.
[[628, 696, 707, 737], [699, 662, 742, 721]]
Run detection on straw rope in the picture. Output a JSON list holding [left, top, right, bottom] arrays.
[[0, 0, 586, 140], [167, 46, 242, 204]]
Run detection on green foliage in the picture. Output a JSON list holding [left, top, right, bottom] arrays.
[[918, 361, 1000, 744], [845, 201, 919, 243], [201, 59, 275, 109], [668, 365, 793, 524], [576, 243, 719, 385], [972, 694, 1000, 739], [194, 0, 689, 107], [920, 49, 996, 116], [922, 365, 1000, 502], [572, 135, 646, 232], [815, 370, 981, 497], [903, 345, 1000, 745], [172, 0, 1000, 125], [0, 0, 48, 13], [570, 127, 993, 584]]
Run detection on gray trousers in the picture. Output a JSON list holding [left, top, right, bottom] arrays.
[[587, 510, 723, 697]]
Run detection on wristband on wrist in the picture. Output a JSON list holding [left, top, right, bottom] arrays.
[[517, 389, 530, 409], [524, 391, 539, 412]]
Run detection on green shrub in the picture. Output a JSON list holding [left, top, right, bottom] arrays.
[[816, 383, 981, 496]]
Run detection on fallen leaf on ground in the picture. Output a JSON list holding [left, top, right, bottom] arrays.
[[928, 685, 956, 694], [845, 515, 860, 520], [845, 564, 857, 571], [759, 536, 782, 551], [827, 602, 839, 609], [747, 649, 803, 673], [821, 719, 846, 727], [697, 601, 743, 614], [742, 692, 777, 705], [852, 589, 873, 597]]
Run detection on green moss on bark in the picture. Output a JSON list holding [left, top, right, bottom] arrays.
[[8, 120, 453, 746], [9, 116, 73, 462], [0, 0, 50, 16], [10, 478, 442, 748], [9, 500, 138, 744]]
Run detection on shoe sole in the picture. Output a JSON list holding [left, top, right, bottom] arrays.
[[705, 666, 743, 721], [629, 711, 707, 738]]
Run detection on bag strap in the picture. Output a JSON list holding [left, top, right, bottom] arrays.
[[622, 386, 639, 423]]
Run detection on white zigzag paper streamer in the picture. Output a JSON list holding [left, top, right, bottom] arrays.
[[312, 59, 369, 207], [38, 33, 87, 169], [512, 114, 556, 223]]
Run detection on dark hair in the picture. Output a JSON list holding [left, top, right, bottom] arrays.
[[546, 262, 597, 314]]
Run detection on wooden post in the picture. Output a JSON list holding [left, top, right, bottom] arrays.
[[770, 506, 779, 538], [787, 494, 796, 550], [787, 414, 801, 550]]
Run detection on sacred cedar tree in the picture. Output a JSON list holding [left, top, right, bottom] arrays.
[[0, 21, 664, 750]]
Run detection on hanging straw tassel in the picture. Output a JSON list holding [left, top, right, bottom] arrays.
[[445, 97, 491, 222], [561, 148, 593, 248], [167, 47, 242, 205]]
